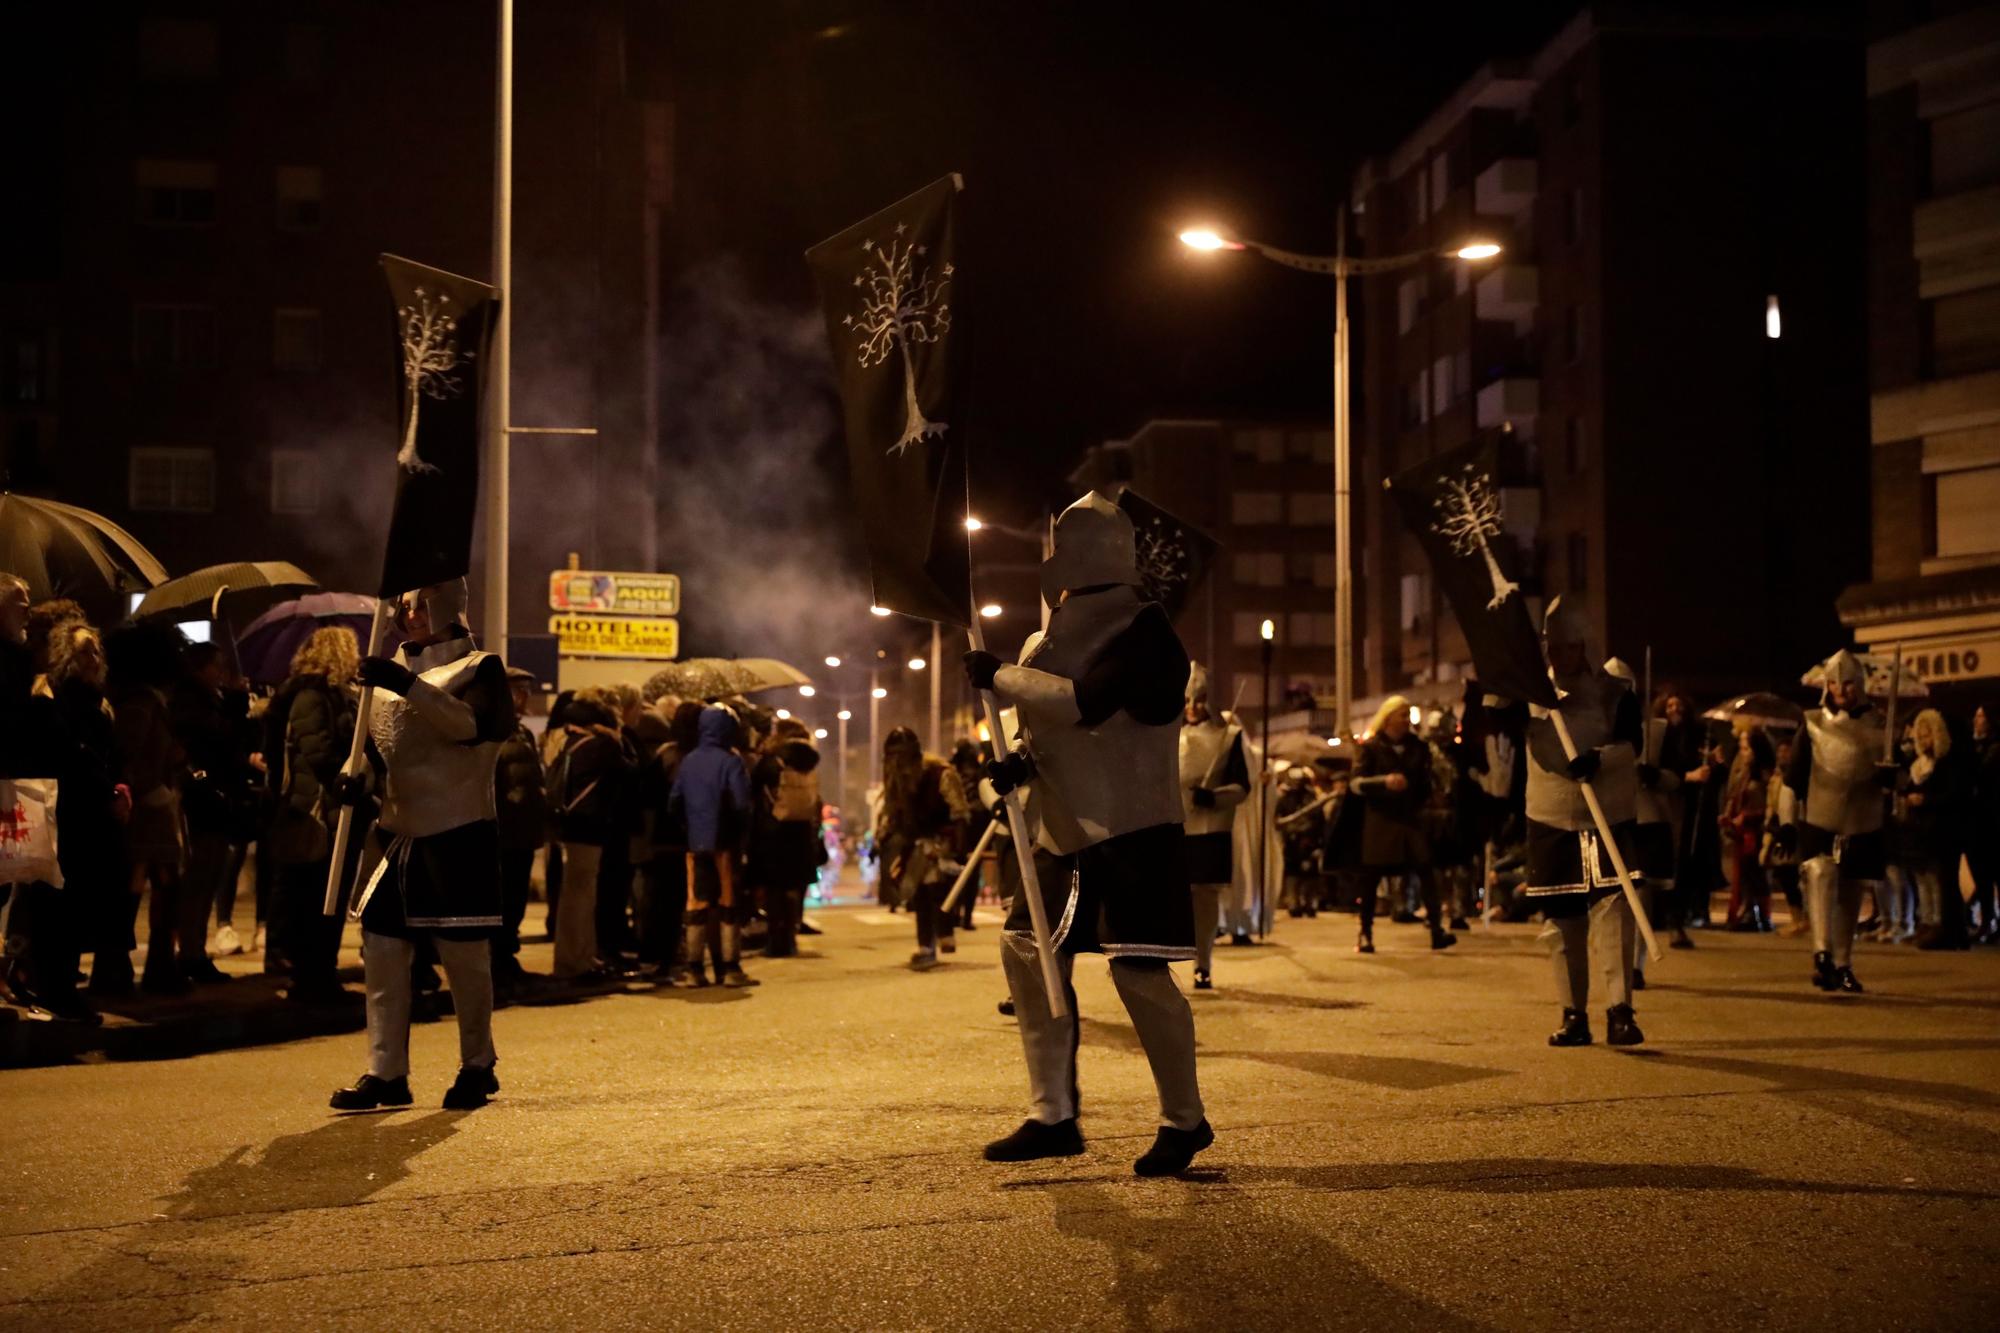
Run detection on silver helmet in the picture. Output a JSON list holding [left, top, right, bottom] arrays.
[[1185, 660, 1211, 708], [1819, 647, 1868, 698], [1040, 491, 1140, 609], [398, 578, 471, 636]]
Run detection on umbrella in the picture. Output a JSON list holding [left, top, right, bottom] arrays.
[[1703, 691, 1806, 728], [0, 491, 167, 624], [1798, 652, 1930, 701], [133, 560, 319, 625], [236, 592, 380, 686], [642, 657, 813, 704]]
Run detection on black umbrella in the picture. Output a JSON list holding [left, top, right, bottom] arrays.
[[133, 561, 319, 624], [1703, 692, 1806, 728], [0, 491, 167, 624]]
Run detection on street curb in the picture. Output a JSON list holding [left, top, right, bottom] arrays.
[[1, 985, 365, 1069]]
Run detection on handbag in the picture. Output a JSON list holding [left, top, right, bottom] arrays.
[[0, 778, 62, 889]]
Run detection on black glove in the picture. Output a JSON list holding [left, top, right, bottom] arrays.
[[1637, 762, 1661, 790], [985, 749, 1034, 797], [1873, 762, 1900, 790], [333, 772, 371, 807], [358, 656, 417, 696], [1191, 786, 1217, 809], [1566, 750, 1603, 783], [1772, 823, 1798, 857], [962, 650, 1002, 692]]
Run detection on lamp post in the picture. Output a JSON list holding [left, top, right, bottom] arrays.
[[1258, 616, 1275, 938], [1179, 222, 1499, 734], [836, 708, 852, 820]]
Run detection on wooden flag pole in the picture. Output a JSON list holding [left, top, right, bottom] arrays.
[[1548, 709, 1664, 963], [941, 815, 1002, 916], [1882, 644, 1902, 764], [968, 617, 1069, 1019], [322, 601, 395, 917]]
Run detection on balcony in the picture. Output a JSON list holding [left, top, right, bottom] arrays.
[[1474, 157, 1537, 222], [1476, 376, 1539, 432], [1914, 184, 2000, 298], [1474, 264, 1538, 334]]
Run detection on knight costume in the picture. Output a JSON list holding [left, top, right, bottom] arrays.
[[963, 491, 1212, 1177], [1525, 600, 1644, 1048], [331, 580, 514, 1112], [1179, 662, 1248, 988], [1776, 648, 1889, 994], [1605, 657, 1678, 987]]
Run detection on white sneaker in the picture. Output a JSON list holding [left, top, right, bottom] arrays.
[[213, 924, 243, 956]]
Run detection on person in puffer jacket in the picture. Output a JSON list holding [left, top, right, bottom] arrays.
[[669, 704, 756, 987]]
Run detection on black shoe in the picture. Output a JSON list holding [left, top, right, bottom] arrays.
[[722, 967, 761, 988], [1631, 967, 1647, 991], [1548, 1008, 1592, 1047], [1193, 971, 1213, 991], [87, 972, 135, 999], [1811, 951, 1838, 992], [1134, 1119, 1215, 1177], [182, 959, 231, 985], [1670, 931, 1695, 950], [1230, 932, 1252, 947], [1390, 909, 1419, 925], [997, 997, 1016, 1017], [442, 1064, 499, 1110], [1356, 931, 1375, 954], [1450, 916, 1470, 931], [42, 993, 101, 1026], [140, 970, 193, 997], [797, 920, 823, 936], [1834, 965, 1865, 994], [330, 1073, 413, 1110], [1606, 1003, 1644, 1046], [1430, 929, 1458, 951], [984, 1118, 1085, 1163]]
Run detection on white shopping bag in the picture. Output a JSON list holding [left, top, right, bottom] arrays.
[[0, 779, 62, 889]]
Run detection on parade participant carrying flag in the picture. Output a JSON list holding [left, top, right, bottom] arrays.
[[1773, 648, 1895, 994], [963, 492, 1211, 1175], [1387, 437, 1661, 1043], [324, 256, 514, 1112]]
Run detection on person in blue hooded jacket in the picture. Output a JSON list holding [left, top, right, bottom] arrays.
[[668, 704, 757, 987]]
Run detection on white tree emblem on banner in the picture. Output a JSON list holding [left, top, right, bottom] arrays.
[[1432, 462, 1520, 609], [1134, 517, 1188, 605], [395, 287, 473, 473], [843, 223, 953, 456]]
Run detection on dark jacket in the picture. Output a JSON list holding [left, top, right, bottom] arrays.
[[172, 678, 255, 836], [495, 721, 548, 851], [549, 724, 631, 848]]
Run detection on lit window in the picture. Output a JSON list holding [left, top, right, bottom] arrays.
[[129, 447, 215, 513]]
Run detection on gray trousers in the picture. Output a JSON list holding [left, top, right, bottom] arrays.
[[364, 930, 496, 1080], [1539, 893, 1633, 1012], [1191, 882, 1224, 975], [1803, 856, 1867, 966], [1001, 937, 1204, 1131]]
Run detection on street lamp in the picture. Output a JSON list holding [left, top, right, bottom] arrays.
[[824, 655, 842, 668], [1257, 617, 1275, 939], [799, 685, 816, 698], [870, 605, 892, 617], [908, 656, 927, 671], [980, 603, 1003, 618], [1180, 219, 1501, 734], [963, 516, 984, 531]]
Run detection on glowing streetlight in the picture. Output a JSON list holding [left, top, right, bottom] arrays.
[[775, 708, 791, 720], [1260, 618, 1275, 642], [871, 686, 888, 699], [1178, 228, 1244, 252], [837, 709, 852, 721], [908, 657, 927, 671], [1766, 294, 1782, 340], [824, 655, 842, 668], [1454, 242, 1502, 260], [814, 727, 829, 740], [979, 603, 1003, 618], [963, 516, 983, 532], [799, 685, 816, 698], [1327, 736, 1343, 747], [869, 605, 891, 617], [1408, 704, 1423, 725]]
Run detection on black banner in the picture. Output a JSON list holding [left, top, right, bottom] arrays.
[[807, 176, 972, 627], [377, 254, 497, 599], [1117, 488, 1218, 621], [1386, 437, 1558, 708]]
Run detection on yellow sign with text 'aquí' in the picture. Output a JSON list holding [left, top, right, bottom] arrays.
[[547, 615, 680, 661]]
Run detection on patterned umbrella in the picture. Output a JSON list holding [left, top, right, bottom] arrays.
[[236, 592, 380, 685], [0, 491, 167, 624], [133, 560, 319, 624], [642, 657, 813, 704], [1798, 653, 1929, 701], [1703, 691, 1807, 728]]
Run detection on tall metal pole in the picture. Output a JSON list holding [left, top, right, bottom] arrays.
[[1258, 630, 1274, 938], [483, 0, 513, 649], [868, 666, 881, 790], [1333, 208, 1352, 737], [929, 621, 942, 754], [837, 710, 849, 822]]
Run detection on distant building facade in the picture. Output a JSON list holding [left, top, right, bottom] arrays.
[[1839, 4, 2000, 696], [1348, 5, 1869, 711], [2, 4, 669, 650], [1071, 418, 1342, 724]]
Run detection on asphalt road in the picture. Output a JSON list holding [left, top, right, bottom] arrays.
[[3, 905, 1997, 1331]]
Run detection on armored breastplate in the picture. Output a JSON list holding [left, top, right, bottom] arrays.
[[1526, 671, 1637, 830], [1178, 721, 1240, 835], [1804, 707, 1885, 836], [369, 639, 499, 837]]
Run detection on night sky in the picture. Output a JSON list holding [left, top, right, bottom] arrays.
[[652, 0, 1590, 520]]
